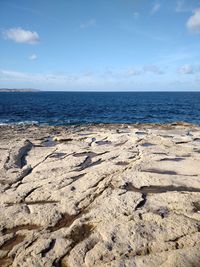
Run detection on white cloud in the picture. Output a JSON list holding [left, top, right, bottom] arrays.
[[29, 54, 37, 60], [178, 64, 200, 74], [187, 8, 200, 34], [179, 64, 193, 74], [125, 68, 141, 76], [151, 3, 161, 15], [3, 27, 39, 44], [80, 19, 96, 29]]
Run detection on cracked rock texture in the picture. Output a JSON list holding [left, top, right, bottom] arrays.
[[0, 123, 200, 267]]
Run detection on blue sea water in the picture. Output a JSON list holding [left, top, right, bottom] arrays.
[[0, 92, 200, 125]]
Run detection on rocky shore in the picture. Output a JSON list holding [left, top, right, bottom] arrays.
[[0, 123, 200, 267]]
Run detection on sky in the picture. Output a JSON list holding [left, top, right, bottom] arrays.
[[0, 0, 200, 91]]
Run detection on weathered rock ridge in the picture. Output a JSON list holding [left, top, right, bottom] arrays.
[[0, 123, 200, 267]]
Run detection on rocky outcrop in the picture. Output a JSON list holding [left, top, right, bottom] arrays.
[[1, 140, 33, 187], [0, 123, 200, 266]]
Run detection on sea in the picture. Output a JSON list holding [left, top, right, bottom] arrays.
[[0, 92, 200, 126]]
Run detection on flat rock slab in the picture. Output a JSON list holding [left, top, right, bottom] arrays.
[[0, 123, 200, 267]]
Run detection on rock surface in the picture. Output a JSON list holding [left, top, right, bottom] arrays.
[[0, 123, 200, 267]]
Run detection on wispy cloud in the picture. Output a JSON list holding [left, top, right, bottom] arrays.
[[29, 54, 37, 60], [175, 0, 188, 12], [0, 70, 28, 79], [187, 8, 200, 34], [175, 0, 197, 13], [120, 24, 169, 42], [102, 65, 165, 79], [3, 67, 198, 91], [0, 69, 95, 84], [151, 3, 161, 15], [3, 27, 40, 44], [156, 50, 193, 65], [80, 19, 96, 29], [143, 65, 164, 74], [0, 65, 165, 86], [8, 4, 41, 16], [104, 68, 142, 78], [133, 12, 140, 19]]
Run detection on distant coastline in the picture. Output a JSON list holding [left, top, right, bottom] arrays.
[[0, 88, 40, 92]]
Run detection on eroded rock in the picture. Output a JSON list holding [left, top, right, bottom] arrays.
[[0, 123, 200, 266]]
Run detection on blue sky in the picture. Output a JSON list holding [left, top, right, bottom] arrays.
[[0, 0, 200, 91]]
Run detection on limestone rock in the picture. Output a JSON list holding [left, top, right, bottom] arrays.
[[0, 124, 200, 266]]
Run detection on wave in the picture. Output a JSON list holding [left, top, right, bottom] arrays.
[[0, 120, 39, 126]]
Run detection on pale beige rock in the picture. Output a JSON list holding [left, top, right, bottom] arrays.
[[0, 123, 200, 267]]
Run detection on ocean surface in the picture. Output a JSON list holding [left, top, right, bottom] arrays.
[[0, 92, 200, 125]]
